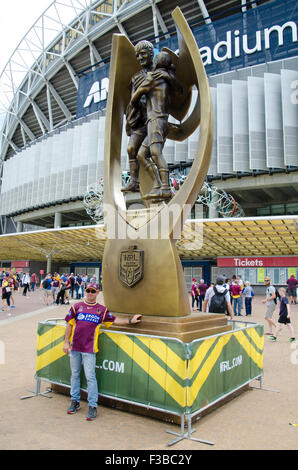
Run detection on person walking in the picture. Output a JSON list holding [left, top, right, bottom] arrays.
[[286, 274, 298, 305], [41, 273, 53, 306], [203, 275, 233, 319], [230, 279, 242, 316], [270, 288, 295, 342], [63, 282, 142, 420], [64, 276, 71, 305], [198, 279, 208, 312], [69, 273, 75, 299], [22, 272, 31, 297], [1, 274, 12, 313], [30, 272, 38, 292], [51, 274, 60, 303], [262, 276, 277, 335], [191, 278, 199, 311], [243, 281, 254, 316], [75, 274, 82, 299]]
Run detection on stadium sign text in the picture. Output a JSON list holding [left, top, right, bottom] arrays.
[[200, 21, 297, 65]]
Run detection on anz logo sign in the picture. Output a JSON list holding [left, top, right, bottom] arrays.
[[83, 77, 109, 108], [76, 66, 110, 118]]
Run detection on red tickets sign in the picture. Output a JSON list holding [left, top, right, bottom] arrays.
[[217, 257, 298, 267]]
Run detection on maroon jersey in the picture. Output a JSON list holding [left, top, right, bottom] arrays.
[[65, 301, 115, 353]]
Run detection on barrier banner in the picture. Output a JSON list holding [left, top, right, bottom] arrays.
[[187, 325, 264, 413], [36, 321, 263, 417]]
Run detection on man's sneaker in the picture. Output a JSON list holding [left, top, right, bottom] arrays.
[[269, 336, 277, 341], [290, 337, 296, 342], [67, 400, 80, 414], [86, 406, 97, 420]]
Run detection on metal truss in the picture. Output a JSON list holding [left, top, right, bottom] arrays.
[[0, 0, 168, 166]]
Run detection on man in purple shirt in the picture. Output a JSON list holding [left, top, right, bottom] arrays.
[[63, 282, 142, 420], [287, 274, 298, 304]]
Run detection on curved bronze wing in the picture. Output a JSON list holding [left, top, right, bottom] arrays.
[[164, 7, 213, 238], [103, 33, 140, 212]]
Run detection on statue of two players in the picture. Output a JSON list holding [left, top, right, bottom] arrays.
[[121, 40, 182, 202]]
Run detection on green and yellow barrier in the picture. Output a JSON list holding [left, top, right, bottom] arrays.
[[36, 320, 264, 417]]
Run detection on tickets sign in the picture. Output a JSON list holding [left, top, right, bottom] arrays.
[[217, 257, 298, 267]]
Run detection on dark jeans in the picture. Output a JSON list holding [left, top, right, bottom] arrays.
[[245, 297, 252, 316], [75, 284, 82, 299], [4, 292, 11, 306], [56, 289, 65, 304], [23, 283, 29, 296], [199, 294, 205, 311], [192, 295, 199, 309]]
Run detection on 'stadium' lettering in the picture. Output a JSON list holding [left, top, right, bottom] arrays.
[[200, 21, 297, 66]]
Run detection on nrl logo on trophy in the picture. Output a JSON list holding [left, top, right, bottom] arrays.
[[119, 246, 144, 288]]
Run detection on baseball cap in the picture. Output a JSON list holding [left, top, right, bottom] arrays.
[[86, 282, 99, 291], [192, 278, 197, 282]]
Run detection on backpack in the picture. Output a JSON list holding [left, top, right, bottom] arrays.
[[272, 286, 280, 304], [42, 279, 48, 289], [209, 286, 227, 313]]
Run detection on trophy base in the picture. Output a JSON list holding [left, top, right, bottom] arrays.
[[106, 311, 232, 342]]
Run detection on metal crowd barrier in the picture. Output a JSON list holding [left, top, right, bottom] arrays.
[[25, 318, 264, 446]]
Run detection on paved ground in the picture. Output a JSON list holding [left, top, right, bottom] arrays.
[[0, 287, 298, 451]]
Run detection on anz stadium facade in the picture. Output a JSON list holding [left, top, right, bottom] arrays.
[[0, 0, 297, 286]]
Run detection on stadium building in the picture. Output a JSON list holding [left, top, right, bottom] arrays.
[[0, 0, 297, 291]]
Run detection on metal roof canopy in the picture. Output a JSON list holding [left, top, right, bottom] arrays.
[[0, 215, 297, 263]]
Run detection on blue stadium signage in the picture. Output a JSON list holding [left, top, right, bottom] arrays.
[[76, 0, 298, 118]]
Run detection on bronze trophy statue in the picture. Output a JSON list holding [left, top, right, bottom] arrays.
[[101, 7, 226, 341]]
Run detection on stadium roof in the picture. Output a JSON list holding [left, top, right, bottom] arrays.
[[0, 215, 297, 263], [0, 0, 270, 163]]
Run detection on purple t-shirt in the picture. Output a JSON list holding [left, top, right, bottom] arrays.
[[198, 283, 208, 296], [287, 278, 298, 290], [65, 301, 115, 353]]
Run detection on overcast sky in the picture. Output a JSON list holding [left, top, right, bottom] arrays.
[[0, 0, 52, 122], [0, 0, 52, 73]]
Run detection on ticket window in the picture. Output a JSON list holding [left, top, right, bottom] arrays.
[[74, 267, 100, 283], [184, 267, 203, 292], [236, 267, 296, 285]]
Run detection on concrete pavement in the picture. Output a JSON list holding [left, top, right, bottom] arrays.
[[0, 288, 298, 450]]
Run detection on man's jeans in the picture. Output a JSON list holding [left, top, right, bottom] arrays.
[[233, 297, 242, 316], [70, 351, 98, 408], [245, 297, 252, 315]]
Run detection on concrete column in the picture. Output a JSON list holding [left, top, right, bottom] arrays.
[[54, 212, 62, 229], [16, 221, 24, 232], [46, 254, 52, 274]]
